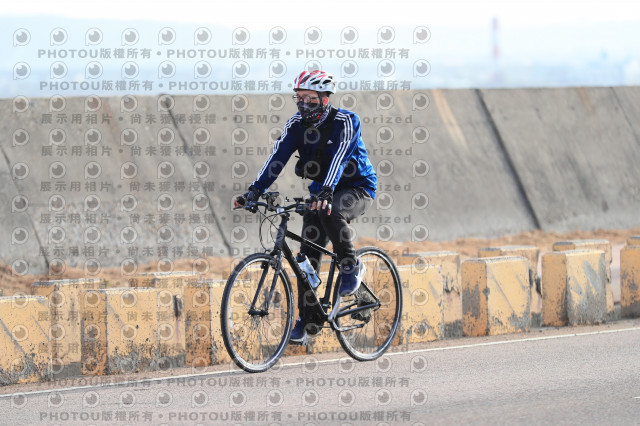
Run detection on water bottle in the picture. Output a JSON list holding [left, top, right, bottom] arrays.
[[296, 253, 321, 289]]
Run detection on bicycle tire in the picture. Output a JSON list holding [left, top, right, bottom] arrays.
[[221, 253, 294, 373], [334, 246, 403, 361]]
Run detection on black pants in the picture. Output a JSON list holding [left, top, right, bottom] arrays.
[[297, 186, 373, 312]]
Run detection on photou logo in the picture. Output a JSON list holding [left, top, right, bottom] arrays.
[[50, 61, 67, 79], [267, 390, 285, 407], [85, 28, 103, 45], [193, 95, 210, 112], [376, 126, 393, 144], [376, 93, 394, 111], [269, 26, 286, 44], [340, 93, 357, 109], [232, 61, 250, 79], [194, 128, 211, 145], [414, 60, 431, 77], [304, 26, 322, 44], [122, 28, 139, 45], [12, 129, 29, 147], [121, 258, 138, 275], [231, 94, 248, 112], [340, 60, 358, 78], [412, 92, 430, 110], [120, 194, 138, 212], [232, 27, 249, 45], [158, 61, 176, 78], [338, 389, 355, 407], [13, 29, 31, 46], [158, 27, 176, 45], [85, 95, 102, 112], [120, 391, 135, 408], [377, 26, 395, 43], [49, 95, 65, 112], [50, 27, 67, 45], [301, 390, 318, 407], [413, 126, 430, 144], [194, 60, 211, 79], [122, 61, 139, 79], [194, 27, 212, 45], [413, 26, 431, 43], [13, 96, 29, 113], [48, 194, 65, 212], [157, 193, 175, 211], [13, 62, 30, 80], [378, 60, 395, 77], [270, 60, 286, 78], [269, 94, 285, 111], [120, 95, 138, 112], [340, 26, 358, 44]]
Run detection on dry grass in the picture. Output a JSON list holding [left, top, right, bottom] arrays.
[[1, 227, 638, 296]]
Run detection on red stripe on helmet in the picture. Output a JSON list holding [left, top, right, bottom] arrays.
[[295, 71, 306, 88]]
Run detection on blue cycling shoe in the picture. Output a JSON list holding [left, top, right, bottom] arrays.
[[339, 260, 365, 297], [289, 317, 321, 344]]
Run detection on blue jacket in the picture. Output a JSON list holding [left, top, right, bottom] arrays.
[[251, 107, 377, 199]]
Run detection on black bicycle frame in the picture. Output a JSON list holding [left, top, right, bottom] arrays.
[[247, 209, 381, 330], [275, 213, 338, 309]]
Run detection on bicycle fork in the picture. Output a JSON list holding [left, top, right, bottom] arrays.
[[247, 251, 283, 316], [248, 212, 294, 317]]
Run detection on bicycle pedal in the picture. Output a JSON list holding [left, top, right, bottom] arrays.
[[289, 333, 316, 346]]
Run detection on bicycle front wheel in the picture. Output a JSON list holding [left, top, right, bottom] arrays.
[[334, 246, 403, 361], [221, 253, 294, 373]]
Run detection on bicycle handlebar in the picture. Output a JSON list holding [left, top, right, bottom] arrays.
[[234, 192, 313, 215]]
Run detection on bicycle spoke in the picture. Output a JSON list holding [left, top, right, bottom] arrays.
[[334, 247, 402, 361], [221, 253, 293, 372]]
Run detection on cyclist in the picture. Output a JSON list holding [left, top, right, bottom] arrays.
[[234, 70, 377, 343]]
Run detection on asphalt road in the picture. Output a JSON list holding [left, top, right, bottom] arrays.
[[2, 319, 639, 425]]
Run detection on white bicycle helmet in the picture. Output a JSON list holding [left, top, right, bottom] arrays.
[[293, 70, 336, 94]]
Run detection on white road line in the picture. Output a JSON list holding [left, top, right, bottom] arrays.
[[2, 325, 640, 400], [384, 325, 640, 356]]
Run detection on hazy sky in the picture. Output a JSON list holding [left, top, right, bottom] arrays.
[[3, 0, 640, 96], [3, 0, 640, 28]]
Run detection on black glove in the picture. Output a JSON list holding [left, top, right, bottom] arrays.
[[236, 184, 260, 207], [317, 186, 333, 204], [309, 186, 333, 210]]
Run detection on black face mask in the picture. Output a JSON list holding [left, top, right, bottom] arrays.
[[297, 101, 326, 126]]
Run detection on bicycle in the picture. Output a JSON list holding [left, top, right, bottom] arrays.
[[221, 192, 403, 373]]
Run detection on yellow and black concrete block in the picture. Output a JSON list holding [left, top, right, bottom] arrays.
[[462, 256, 531, 337], [0, 295, 52, 385], [32, 278, 104, 378], [397, 264, 444, 343], [399, 251, 461, 338], [81, 287, 186, 375], [627, 235, 640, 246], [621, 244, 640, 318], [184, 279, 230, 366], [553, 240, 614, 320], [479, 246, 542, 327], [128, 271, 200, 368], [542, 249, 607, 326]]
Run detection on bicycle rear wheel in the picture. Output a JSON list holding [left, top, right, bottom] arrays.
[[221, 253, 294, 373], [334, 246, 402, 361]]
